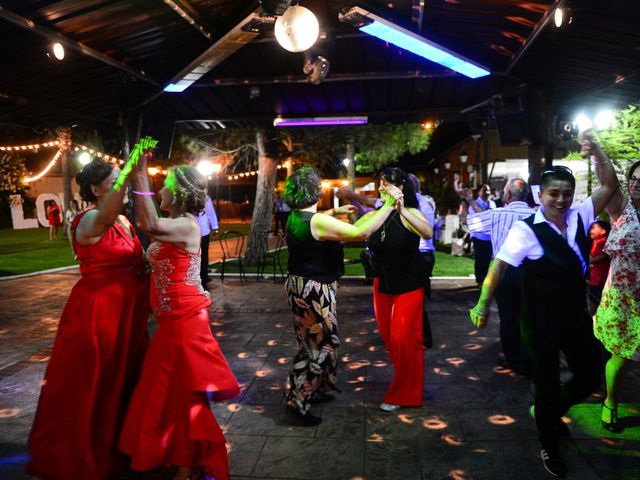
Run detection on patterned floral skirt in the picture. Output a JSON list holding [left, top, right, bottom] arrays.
[[284, 275, 341, 414]]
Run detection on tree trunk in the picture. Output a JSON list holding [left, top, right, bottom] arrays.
[[244, 130, 278, 265], [57, 128, 72, 215], [346, 141, 355, 190]]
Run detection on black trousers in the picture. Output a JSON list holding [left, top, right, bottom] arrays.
[[521, 311, 601, 450], [471, 237, 492, 283], [421, 251, 435, 348], [494, 266, 531, 373], [200, 234, 210, 289]]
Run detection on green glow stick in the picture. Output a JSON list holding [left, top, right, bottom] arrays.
[[113, 136, 158, 192]]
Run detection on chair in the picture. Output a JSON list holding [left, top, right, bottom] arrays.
[[218, 230, 247, 282], [256, 230, 286, 282]]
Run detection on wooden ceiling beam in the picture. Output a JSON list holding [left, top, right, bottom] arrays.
[[162, 0, 215, 40], [0, 5, 161, 87]]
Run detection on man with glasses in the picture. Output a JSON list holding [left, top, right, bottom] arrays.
[[469, 133, 619, 478]]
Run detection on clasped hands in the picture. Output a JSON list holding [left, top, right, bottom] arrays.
[[113, 136, 158, 192], [379, 183, 404, 210]]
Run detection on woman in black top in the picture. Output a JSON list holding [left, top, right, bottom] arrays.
[[283, 166, 399, 425], [364, 168, 433, 411]]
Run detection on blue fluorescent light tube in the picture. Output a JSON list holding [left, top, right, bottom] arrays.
[[349, 7, 490, 79], [163, 82, 191, 93]]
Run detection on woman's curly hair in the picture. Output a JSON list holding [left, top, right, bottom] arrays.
[[75, 158, 113, 202], [166, 165, 207, 215], [284, 166, 323, 209]]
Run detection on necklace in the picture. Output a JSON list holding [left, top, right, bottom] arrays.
[[380, 211, 400, 243]]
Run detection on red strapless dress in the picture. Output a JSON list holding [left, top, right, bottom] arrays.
[[119, 241, 240, 480], [28, 212, 150, 480]]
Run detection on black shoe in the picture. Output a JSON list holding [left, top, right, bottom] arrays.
[[309, 392, 335, 404], [601, 401, 623, 433], [540, 448, 567, 478], [286, 405, 321, 426]]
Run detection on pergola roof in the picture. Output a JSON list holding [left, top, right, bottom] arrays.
[[1, 0, 638, 141]]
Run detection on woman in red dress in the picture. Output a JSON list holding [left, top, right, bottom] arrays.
[[119, 158, 240, 480], [46, 200, 61, 240], [28, 157, 150, 479]]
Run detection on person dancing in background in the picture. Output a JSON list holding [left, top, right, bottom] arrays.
[[283, 166, 398, 425], [587, 220, 611, 317], [366, 168, 433, 412], [408, 174, 436, 348], [46, 200, 61, 240], [119, 151, 240, 480], [197, 194, 219, 289], [593, 158, 640, 433], [28, 141, 153, 479]]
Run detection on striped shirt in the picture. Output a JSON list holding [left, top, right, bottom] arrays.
[[467, 201, 536, 257], [417, 194, 436, 252], [469, 197, 492, 241]]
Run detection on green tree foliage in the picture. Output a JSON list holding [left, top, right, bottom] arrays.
[[0, 154, 30, 193], [597, 103, 640, 166], [0, 154, 31, 228], [353, 123, 432, 173]]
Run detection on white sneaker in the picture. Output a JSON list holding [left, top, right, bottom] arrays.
[[379, 402, 401, 412]]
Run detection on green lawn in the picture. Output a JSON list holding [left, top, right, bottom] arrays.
[[0, 226, 474, 277], [0, 228, 77, 276], [0, 222, 251, 277], [211, 246, 474, 277]]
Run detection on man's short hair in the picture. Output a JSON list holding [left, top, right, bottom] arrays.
[[540, 165, 575, 191], [506, 178, 529, 201]]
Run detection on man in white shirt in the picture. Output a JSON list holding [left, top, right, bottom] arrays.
[[465, 179, 536, 374], [469, 133, 619, 478], [196, 195, 219, 289]]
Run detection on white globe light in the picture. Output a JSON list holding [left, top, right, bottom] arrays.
[[196, 160, 215, 176], [52, 42, 65, 60], [77, 151, 91, 166], [594, 110, 615, 130], [554, 7, 564, 28], [342, 158, 350, 167], [274, 6, 320, 53]]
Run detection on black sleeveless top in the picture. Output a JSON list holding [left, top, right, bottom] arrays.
[[286, 210, 344, 283], [521, 214, 590, 319], [368, 210, 426, 294]]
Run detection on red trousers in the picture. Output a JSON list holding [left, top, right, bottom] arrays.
[[373, 279, 425, 406]]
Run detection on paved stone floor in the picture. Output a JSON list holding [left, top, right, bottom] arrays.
[[0, 271, 639, 480]]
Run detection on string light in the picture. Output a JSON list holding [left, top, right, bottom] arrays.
[[24, 149, 63, 183], [0, 141, 60, 151], [225, 163, 288, 181]]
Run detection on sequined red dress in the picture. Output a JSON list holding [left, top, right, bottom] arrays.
[[28, 212, 150, 480], [119, 241, 240, 479]]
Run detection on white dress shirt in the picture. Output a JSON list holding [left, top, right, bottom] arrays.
[[196, 196, 219, 237], [496, 198, 595, 275]]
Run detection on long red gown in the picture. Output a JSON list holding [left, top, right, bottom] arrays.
[[119, 241, 240, 479], [28, 212, 150, 479]]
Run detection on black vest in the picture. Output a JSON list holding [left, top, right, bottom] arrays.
[[521, 213, 590, 319]]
